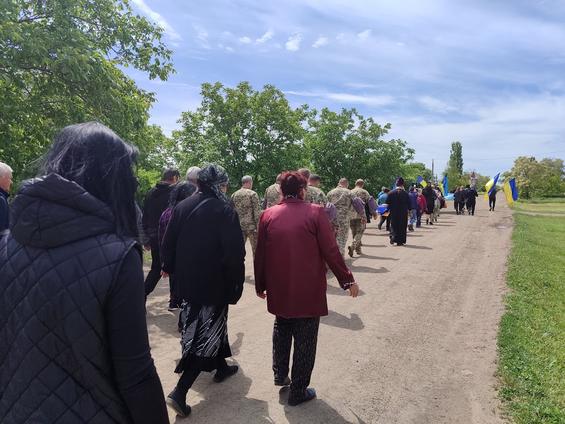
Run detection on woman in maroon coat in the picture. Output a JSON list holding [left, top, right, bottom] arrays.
[[254, 172, 358, 406]]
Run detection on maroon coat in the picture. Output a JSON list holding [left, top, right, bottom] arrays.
[[254, 198, 354, 318]]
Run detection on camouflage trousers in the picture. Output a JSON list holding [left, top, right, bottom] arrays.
[[242, 229, 258, 257], [336, 219, 350, 257], [349, 219, 366, 253]]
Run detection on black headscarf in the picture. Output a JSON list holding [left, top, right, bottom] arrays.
[[198, 164, 230, 203]]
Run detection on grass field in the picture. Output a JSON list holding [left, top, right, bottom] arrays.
[[498, 210, 565, 423], [513, 198, 565, 215]]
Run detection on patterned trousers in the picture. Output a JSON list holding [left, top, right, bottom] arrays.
[[349, 218, 366, 252], [242, 229, 258, 257], [273, 316, 320, 397], [336, 219, 349, 256]]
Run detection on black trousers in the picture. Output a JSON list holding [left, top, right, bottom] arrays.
[[489, 197, 496, 210], [144, 242, 162, 296], [273, 316, 320, 397], [378, 214, 391, 231], [467, 202, 476, 215]]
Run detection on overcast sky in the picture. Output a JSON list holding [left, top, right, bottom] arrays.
[[128, 0, 565, 177]]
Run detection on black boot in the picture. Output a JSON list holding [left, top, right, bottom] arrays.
[[167, 388, 192, 417]]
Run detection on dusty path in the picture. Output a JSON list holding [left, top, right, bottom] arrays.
[[146, 197, 513, 423]]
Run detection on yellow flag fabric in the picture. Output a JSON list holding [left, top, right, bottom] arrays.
[[484, 178, 494, 200], [503, 181, 514, 207]]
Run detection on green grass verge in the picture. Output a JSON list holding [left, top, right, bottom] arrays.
[[498, 213, 565, 423], [513, 199, 565, 215]]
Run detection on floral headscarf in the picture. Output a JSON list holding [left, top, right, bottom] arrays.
[[198, 164, 230, 203]]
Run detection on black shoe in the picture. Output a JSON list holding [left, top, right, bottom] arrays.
[[347, 246, 354, 258], [214, 365, 239, 383], [408, 225, 414, 232], [288, 388, 317, 406], [389, 236, 394, 245], [377, 224, 382, 230], [275, 376, 291, 386], [167, 390, 191, 417]]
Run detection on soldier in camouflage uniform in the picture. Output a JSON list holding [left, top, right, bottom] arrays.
[[232, 175, 262, 256], [262, 173, 282, 209], [306, 174, 328, 205], [327, 178, 365, 257], [348, 179, 374, 257]]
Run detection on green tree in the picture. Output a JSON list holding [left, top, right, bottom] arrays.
[[0, 0, 174, 181], [401, 162, 433, 185], [444, 141, 464, 187], [305, 108, 414, 193], [173, 82, 310, 194], [509, 156, 564, 198]]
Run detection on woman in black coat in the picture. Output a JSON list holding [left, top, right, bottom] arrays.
[[161, 164, 246, 418], [0, 122, 169, 423]]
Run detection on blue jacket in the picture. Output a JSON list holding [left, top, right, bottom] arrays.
[[408, 191, 418, 210]]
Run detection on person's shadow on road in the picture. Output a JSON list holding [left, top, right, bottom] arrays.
[[176, 366, 271, 423], [278, 387, 364, 423], [322, 311, 364, 330]]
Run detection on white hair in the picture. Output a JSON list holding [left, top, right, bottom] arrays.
[[0, 162, 13, 177], [241, 175, 253, 184], [185, 166, 201, 181]]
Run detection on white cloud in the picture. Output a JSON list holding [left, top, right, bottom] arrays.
[[357, 29, 372, 41], [256, 30, 274, 44], [131, 0, 181, 41], [418, 96, 458, 114], [285, 90, 394, 106], [312, 36, 329, 48], [239, 36, 252, 44], [326, 92, 394, 106], [285, 33, 303, 51], [336, 32, 346, 42]]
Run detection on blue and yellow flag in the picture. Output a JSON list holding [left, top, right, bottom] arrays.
[[439, 175, 448, 196], [485, 172, 500, 199], [416, 176, 428, 188], [503, 180, 514, 206], [509, 178, 519, 201]]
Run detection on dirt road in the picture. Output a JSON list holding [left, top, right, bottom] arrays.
[[146, 197, 513, 423]]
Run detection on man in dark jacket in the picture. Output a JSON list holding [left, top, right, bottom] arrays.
[[465, 185, 478, 215], [0, 162, 13, 233], [387, 177, 411, 245], [142, 168, 180, 305]]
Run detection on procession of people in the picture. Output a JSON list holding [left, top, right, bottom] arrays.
[[1, 122, 486, 423]]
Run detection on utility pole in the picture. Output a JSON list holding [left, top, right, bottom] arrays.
[[431, 159, 435, 183]]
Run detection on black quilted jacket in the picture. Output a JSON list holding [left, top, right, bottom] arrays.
[[0, 174, 137, 423]]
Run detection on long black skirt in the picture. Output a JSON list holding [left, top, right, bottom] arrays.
[[175, 303, 232, 373], [390, 211, 408, 244]]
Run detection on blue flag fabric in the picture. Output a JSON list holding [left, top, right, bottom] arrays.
[[442, 175, 448, 196], [509, 178, 519, 201], [489, 173, 500, 196]]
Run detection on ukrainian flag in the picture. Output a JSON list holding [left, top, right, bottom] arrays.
[[484, 172, 500, 199], [439, 175, 448, 196], [503, 177, 519, 206], [416, 176, 428, 188]]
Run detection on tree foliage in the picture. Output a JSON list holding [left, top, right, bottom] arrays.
[[508, 156, 565, 198], [304, 108, 414, 192], [173, 82, 310, 193], [172, 83, 415, 195], [0, 0, 174, 180], [444, 141, 464, 187]]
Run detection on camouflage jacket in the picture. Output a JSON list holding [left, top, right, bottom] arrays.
[[305, 185, 327, 205], [231, 188, 261, 231], [263, 183, 281, 209]]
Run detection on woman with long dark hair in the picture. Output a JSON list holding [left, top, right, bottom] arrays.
[[161, 164, 246, 417], [0, 122, 169, 423]]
